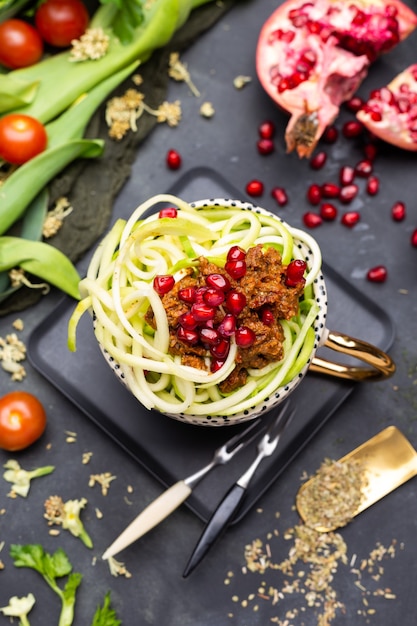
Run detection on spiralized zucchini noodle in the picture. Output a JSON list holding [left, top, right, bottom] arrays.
[[68, 194, 323, 417]]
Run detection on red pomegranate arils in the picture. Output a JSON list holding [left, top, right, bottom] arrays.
[[339, 165, 355, 186], [411, 228, 417, 247], [211, 358, 225, 373], [178, 311, 198, 330], [341, 211, 360, 227], [391, 201, 406, 221], [235, 326, 256, 348], [225, 259, 247, 279], [158, 207, 178, 218], [303, 211, 322, 228], [153, 275, 175, 295], [363, 143, 378, 161], [178, 286, 197, 304], [310, 151, 327, 170], [260, 307, 274, 326], [203, 288, 225, 307], [342, 120, 364, 139], [367, 265, 388, 283], [210, 338, 230, 359], [257, 138, 275, 155], [166, 149, 182, 170], [190, 302, 216, 322], [306, 183, 322, 205], [218, 313, 236, 337], [271, 186, 289, 207], [199, 327, 221, 346], [246, 179, 264, 196], [355, 159, 373, 177], [339, 183, 359, 204], [322, 125, 338, 143], [321, 182, 340, 198], [227, 246, 246, 262], [320, 202, 338, 221], [345, 96, 365, 113], [177, 327, 199, 345], [226, 290, 247, 315], [206, 273, 231, 292], [285, 259, 307, 286], [258, 120, 276, 139], [366, 175, 380, 195]]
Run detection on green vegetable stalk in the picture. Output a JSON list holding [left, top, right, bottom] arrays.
[[10, 544, 82, 626]]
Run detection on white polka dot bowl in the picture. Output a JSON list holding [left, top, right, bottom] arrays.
[[71, 196, 395, 427]]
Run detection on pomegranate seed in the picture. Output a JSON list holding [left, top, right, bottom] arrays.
[[226, 290, 247, 315], [411, 229, 417, 247], [320, 202, 338, 220], [177, 327, 199, 345], [339, 184, 359, 204], [206, 273, 231, 292], [235, 326, 256, 348], [210, 338, 230, 359], [194, 286, 207, 302], [178, 287, 197, 304], [285, 259, 307, 286], [203, 288, 225, 307], [367, 265, 388, 283], [178, 311, 198, 330], [363, 143, 378, 161], [355, 159, 373, 177], [166, 149, 181, 170], [218, 313, 236, 337], [227, 246, 246, 262], [225, 259, 247, 279], [260, 307, 274, 326], [321, 182, 340, 198], [303, 212, 322, 228], [322, 125, 338, 143], [310, 151, 327, 170], [258, 120, 275, 139], [345, 96, 364, 113], [339, 165, 355, 186], [211, 358, 226, 373], [341, 211, 360, 227], [306, 183, 322, 205], [391, 201, 406, 221], [257, 138, 275, 155], [246, 179, 264, 197], [158, 207, 177, 218], [271, 186, 288, 207], [191, 302, 216, 322], [153, 275, 175, 295], [200, 327, 221, 345], [342, 120, 364, 139], [366, 175, 380, 195]]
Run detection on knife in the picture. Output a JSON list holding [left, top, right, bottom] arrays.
[[102, 416, 264, 560], [182, 401, 295, 577]]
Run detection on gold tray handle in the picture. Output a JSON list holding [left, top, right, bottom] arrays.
[[310, 329, 396, 382]]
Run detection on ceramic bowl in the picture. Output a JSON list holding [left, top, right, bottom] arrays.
[[85, 197, 394, 426]]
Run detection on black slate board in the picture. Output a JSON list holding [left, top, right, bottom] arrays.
[[28, 167, 395, 523]]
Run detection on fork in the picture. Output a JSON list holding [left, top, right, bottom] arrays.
[[182, 401, 295, 577], [102, 416, 265, 560]]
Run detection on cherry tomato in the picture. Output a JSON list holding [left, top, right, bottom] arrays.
[[0, 19, 44, 69], [35, 0, 89, 48], [0, 391, 47, 451], [0, 114, 48, 165]]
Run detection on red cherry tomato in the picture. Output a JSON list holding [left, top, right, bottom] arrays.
[[0, 19, 44, 69], [0, 114, 48, 165], [35, 0, 89, 48], [0, 391, 47, 451]]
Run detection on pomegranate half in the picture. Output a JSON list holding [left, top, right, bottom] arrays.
[[256, 0, 417, 157], [357, 64, 417, 151]]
